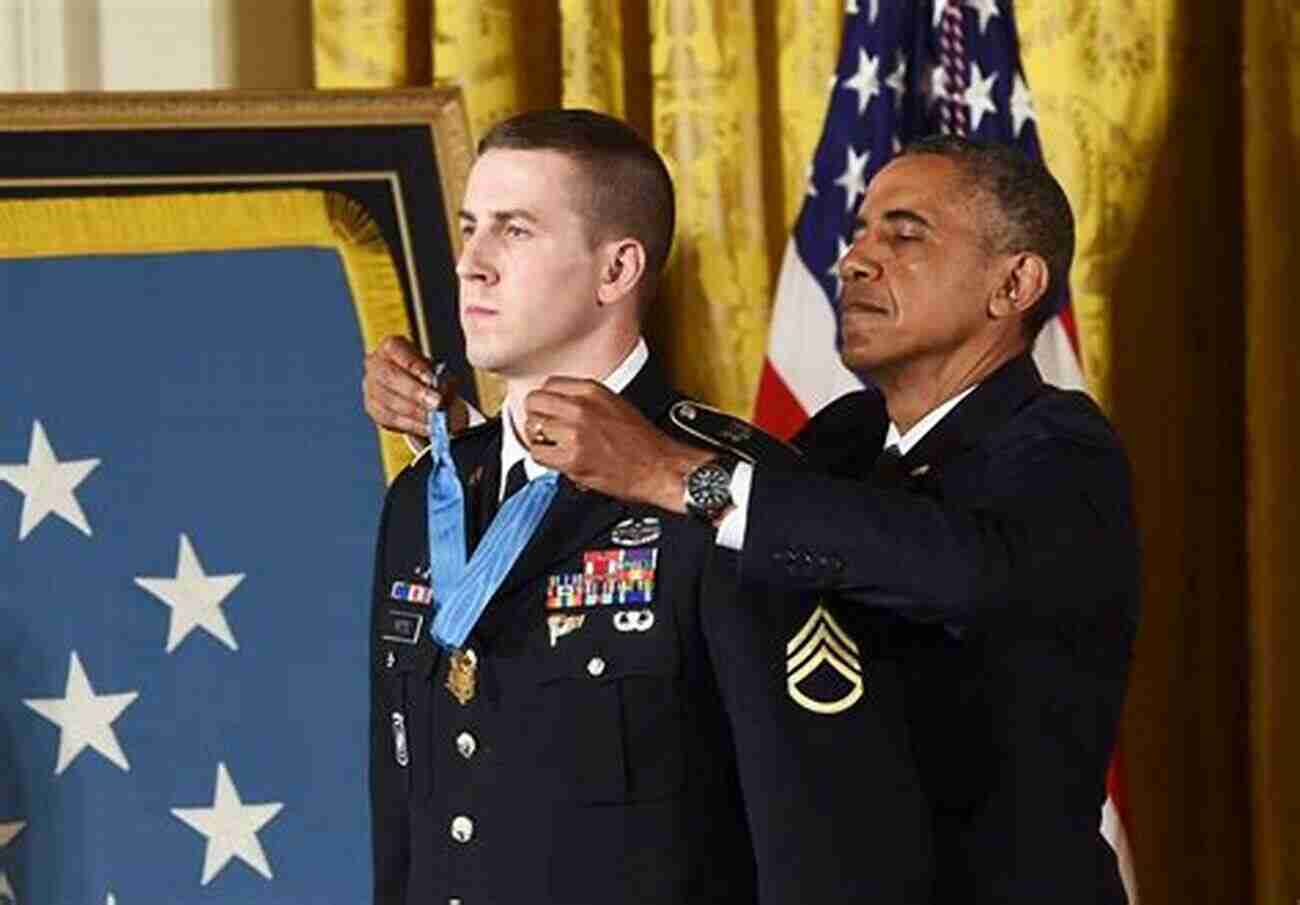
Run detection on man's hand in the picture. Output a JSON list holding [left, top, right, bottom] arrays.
[[363, 335, 468, 438], [524, 378, 714, 513]]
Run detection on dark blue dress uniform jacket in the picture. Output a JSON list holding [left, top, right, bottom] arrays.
[[370, 358, 933, 905], [742, 355, 1139, 905]]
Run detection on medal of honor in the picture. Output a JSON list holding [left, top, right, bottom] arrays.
[[445, 648, 478, 705]]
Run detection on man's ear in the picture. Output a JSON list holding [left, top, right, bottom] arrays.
[[596, 239, 648, 307], [989, 252, 1050, 320]]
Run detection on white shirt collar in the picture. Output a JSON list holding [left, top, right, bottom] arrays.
[[884, 384, 978, 457], [499, 337, 649, 498]]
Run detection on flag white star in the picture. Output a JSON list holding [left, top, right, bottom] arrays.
[[965, 0, 1000, 33], [885, 52, 907, 110], [833, 145, 871, 212], [135, 534, 245, 654], [868, 0, 879, 22], [172, 762, 284, 885], [23, 652, 138, 775], [845, 0, 858, 13], [806, 160, 818, 198], [0, 822, 21, 904], [1011, 72, 1037, 136], [963, 61, 999, 131], [0, 421, 100, 540], [932, 0, 948, 28], [827, 237, 851, 301], [841, 48, 881, 116]]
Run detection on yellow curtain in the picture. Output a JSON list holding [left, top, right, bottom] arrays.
[[1243, 2, 1300, 904], [311, 4, 1300, 900]]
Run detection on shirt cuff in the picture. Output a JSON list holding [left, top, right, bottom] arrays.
[[715, 461, 753, 551]]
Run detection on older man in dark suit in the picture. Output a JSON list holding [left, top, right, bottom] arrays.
[[514, 136, 1140, 904]]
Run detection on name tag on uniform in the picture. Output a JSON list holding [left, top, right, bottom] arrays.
[[380, 610, 424, 645], [545, 547, 658, 610]]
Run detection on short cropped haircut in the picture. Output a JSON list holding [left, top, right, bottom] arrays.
[[478, 109, 675, 296], [897, 135, 1075, 339]]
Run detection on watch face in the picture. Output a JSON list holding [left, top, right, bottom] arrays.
[[687, 463, 732, 514]]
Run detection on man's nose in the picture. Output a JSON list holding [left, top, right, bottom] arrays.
[[456, 232, 495, 283], [839, 242, 882, 283]]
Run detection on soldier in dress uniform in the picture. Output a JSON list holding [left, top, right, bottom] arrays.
[[366, 109, 931, 905]]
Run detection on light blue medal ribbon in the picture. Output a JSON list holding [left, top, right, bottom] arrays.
[[426, 409, 559, 649]]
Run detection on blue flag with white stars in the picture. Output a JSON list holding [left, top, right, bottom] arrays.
[[1, 247, 381, 904]]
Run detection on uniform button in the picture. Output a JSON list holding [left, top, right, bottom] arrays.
[[799, 551, 814, 566], [831, 555, 845, 573], [586, 656, 606, 677], [449, 899, 462, 905], [451, 815, 474, 843], [456, 731, 477, 760]]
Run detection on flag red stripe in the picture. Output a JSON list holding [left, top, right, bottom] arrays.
[[753, 360, 810, 440]]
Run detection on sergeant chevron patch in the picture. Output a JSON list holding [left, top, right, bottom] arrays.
[[785, 605, 864, 714]]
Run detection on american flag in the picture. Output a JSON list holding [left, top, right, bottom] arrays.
[[753, 2, 1135, 900], [1, 247, 382, 903], [755, 0, 1085, 439]]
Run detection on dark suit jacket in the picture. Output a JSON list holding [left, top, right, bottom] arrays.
[[370, 358, 932, 905], [741, 355, 1139, 904]]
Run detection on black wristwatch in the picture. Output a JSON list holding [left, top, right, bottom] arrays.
[[683, 455, 739, 523]]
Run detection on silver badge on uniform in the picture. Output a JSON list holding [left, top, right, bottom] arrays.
[[391, 711, 409, 767], [548, 613, 586, 647], [613, 610, 655, 633], [610, 516, 662, 547], [785, 605, 864, 715]]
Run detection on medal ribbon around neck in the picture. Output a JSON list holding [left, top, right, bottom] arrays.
[[426, 409, 559, 649]]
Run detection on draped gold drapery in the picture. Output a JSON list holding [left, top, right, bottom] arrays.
[[311, 3, 1299, 901]]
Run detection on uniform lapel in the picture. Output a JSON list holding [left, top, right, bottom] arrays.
[[489, 357, 680, 604], [899, 355, 1046, 476]]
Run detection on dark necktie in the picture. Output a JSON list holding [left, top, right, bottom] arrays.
[[871, 443, 906, 488], [501, 460, 528, 505], [475, 459, 527, 541]]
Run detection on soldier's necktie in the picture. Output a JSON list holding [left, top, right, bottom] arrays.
[[501, 459, 528, 503], [426, 412, 558, 649]]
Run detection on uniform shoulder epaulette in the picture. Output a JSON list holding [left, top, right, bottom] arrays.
[[668, 399, 803, 468]]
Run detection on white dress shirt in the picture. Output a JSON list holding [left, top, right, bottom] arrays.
[[498, 337, 649, 500]]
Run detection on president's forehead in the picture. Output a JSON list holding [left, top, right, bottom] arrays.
[[860, 153, 972, 222]]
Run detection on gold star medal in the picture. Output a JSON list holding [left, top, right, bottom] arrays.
[[445, 648, 478, 705]]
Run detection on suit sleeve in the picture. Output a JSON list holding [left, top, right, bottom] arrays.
[[699, 549, 933, 903], [740, 435, 1139, 633], [369, 485, 409, 905]]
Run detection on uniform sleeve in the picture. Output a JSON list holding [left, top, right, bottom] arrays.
[[698, 549, 933, 902], [370, 485, 410, 905], [739, 436, 1139, 635]]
